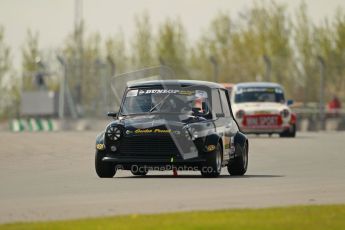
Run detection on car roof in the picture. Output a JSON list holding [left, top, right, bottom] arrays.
[[235, 82, 282, 88], [128, 80, 225, 89]]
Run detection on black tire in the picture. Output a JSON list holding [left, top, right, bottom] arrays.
[[95, 150, 116, 178], [279, 124, 296, 138], [131, 167, 148, 176], [228, 142, 248, 176], [201, 143, 222, 177]]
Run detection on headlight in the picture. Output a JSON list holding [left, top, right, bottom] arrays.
[[106, 126, 122, 141], [280, 109, 290, 118], [190, 127, 198, 140], [236, 110, 245, 119], [184, 126, 198, 140], [184, 128, 191, 140]]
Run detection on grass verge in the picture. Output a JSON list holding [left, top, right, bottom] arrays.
[[1, 204, 345, 230]]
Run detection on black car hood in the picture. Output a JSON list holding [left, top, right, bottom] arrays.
[[107, 113, 209, 160]]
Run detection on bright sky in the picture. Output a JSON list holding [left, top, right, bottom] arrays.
[[0, 0, 344, 69]]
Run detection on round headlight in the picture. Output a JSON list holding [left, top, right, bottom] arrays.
[[184, 128, 191, 140], [236, 110, 245, 119], [280, 109, 290, 118], [190, 127, 198, 140], [106, 126, 122, 141], [184, 126, 198, 140]]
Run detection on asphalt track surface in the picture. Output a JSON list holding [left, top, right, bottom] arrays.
[[1, 131, 345, 223]]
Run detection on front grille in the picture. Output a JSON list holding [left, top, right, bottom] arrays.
[[119, 136, 180, 158]]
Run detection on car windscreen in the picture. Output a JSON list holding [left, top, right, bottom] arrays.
[[121, 87, 210, 116], [234, 87, 285, 103]]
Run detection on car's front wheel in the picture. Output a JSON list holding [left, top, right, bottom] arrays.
[[95, 150, 116, 178], [201, 143, 222, 177], [228, 142, 248, 176], [280, 124, 296, 138]]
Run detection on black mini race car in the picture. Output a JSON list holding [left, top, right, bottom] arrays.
[[95, 80, 248, 177]]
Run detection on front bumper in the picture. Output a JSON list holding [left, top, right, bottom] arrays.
[[240, 125, 290, 134], [103, 156, 206, 164], [102, 155, 207, 170], [238, 113, 292, 134]]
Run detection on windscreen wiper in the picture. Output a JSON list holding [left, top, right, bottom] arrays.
[[149, 94, 171, 113]]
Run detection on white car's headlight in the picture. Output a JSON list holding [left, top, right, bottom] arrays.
[[236, 110, 245, 119], [280, 109, 290, 118]]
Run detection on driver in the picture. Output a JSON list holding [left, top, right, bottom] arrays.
[[194, 97, 204, 113], [189, 97, 205, 116]]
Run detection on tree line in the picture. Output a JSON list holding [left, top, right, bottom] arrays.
[[0, 1, 345, 118]]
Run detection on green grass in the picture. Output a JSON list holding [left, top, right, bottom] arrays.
[[1, 205, 345, 230]]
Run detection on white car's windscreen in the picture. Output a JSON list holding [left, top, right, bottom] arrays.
[[235, 87, 285, 103]]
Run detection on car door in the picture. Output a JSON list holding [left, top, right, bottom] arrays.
[[219, 88, 238, 162], [211, 89, 230, 162]]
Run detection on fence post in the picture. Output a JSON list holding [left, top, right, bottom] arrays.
[[263, 55, 271, 82], [317, 56, 326, 131], [210, 56, 218, 83]]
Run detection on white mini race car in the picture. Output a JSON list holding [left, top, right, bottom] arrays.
[[231, 82, 296, 137]]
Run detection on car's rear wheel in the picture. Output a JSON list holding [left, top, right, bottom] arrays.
[[228, 142, 248, 176], [95, 150, 116, 178], [131, 167, 148, 176], [201, 143, 222, 177], [280, 124, 296, 138]]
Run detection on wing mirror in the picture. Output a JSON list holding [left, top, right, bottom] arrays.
[[107, 112, 118, 118], [287, 99, 294, 106]]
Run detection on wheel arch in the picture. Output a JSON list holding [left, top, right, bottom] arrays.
[[95, 132, 106, 151], [205, 133, 222, 149], [234, 131, 248, 157], [96, 132, 105, 145]]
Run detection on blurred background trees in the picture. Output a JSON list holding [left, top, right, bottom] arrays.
[[131, 12, 155, 68], [0, 26, 19, 119], [1, 1, 345, 118], [21, 30, 42, 91], [156, 18, 188, 76]]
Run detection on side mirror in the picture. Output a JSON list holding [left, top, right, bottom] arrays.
[[287, 99, 294, 106], [107, 112, 117, 118]]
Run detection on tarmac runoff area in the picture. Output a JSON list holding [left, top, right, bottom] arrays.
[[0, 131, 345, 223]]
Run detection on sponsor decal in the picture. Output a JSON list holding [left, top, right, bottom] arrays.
[[135, 129, 152, 133], [137, 89, 180, 95], [134, 129, 181, 134], [126, 89, 138, 97], [128, 89, 206, 97], [125, 130, 133, 135], [179, 90, 194, 96], [206, 144, 216, 152], [96, 143, 105, 150]]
